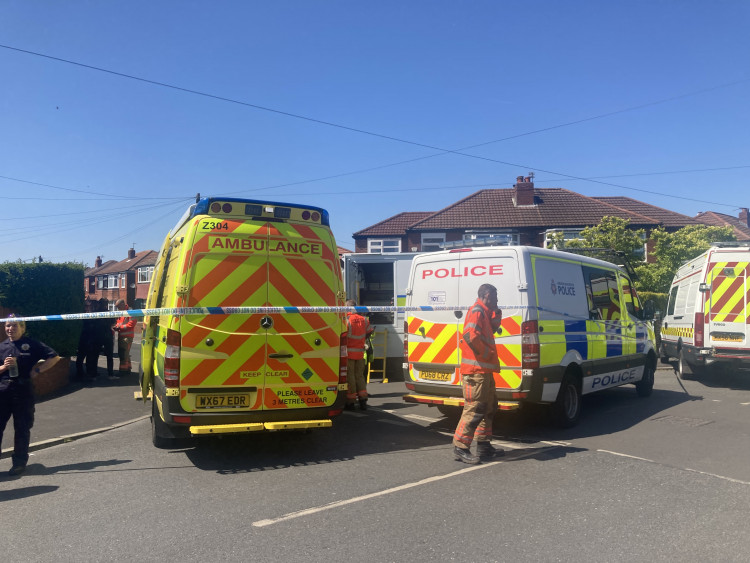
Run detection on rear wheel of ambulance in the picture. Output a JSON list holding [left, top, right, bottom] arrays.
[[553, 371, 581, 428], [152, 399, 179, 449]]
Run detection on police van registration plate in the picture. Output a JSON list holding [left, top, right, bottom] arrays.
[[196, 394, 250, 408], [419, 370, 453, 382]]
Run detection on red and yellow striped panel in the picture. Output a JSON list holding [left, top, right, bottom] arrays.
[[177, 218, 343, 412], [407, 314, 523, 389], [706, 262, 749, 324]]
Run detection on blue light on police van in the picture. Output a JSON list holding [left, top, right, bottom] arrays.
[[245, 204, 263, 216]]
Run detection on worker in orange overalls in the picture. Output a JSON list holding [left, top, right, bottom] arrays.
[[452, 283, 505, 464], [113, 299, 137, 377], [344, 299, 374, 411]]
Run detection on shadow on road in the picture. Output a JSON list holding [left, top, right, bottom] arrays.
[[0, 485, 59, 502]]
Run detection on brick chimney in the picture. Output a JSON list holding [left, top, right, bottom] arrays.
[[95, 256, 102, 267], [128, 248, 136, 259], [740, 207, 749, 228], [514, 175, 536, 206]]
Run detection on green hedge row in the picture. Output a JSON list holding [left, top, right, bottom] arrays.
[[0, 262, 85, 357]]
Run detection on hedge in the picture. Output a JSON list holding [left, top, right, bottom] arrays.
[[0, 262, 85, 357]]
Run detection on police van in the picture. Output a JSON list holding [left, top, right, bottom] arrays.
[[403, 246, 657, 427], [141, 197, 347, 447], [660, 242, 750, 379]]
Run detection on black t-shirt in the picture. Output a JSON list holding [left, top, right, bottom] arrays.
[[0, 336, 58, 391]]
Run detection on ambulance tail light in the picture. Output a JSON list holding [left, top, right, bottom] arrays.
[[164, 328, 181, 388], [521, 321, 540, 369], [339, 332, 348, 384], [403, 321, 409, 361], [694, 312, 705, 348]]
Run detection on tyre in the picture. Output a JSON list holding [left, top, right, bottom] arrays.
[[635, 359, 655, 397], [151, 398, 177, 449], [552, 372, 581, 428], [659, 344, 671, 365]]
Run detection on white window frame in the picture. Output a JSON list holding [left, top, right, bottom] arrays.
[[421, 233, 445, 252], [120, 274, 126, 288], [108, 274, 118, 288], [368, 238, 401, 254], [544, 228, 583, 249], [138, 266, 154, 283]]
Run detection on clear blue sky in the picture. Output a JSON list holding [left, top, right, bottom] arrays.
[[1, 1, 748, 265]]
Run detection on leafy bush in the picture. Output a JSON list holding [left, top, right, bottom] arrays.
[[0, 262, 85, 356]]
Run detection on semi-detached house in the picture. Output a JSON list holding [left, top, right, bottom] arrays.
[[84, 248, 158, 310], [352, 175, 748, 258]]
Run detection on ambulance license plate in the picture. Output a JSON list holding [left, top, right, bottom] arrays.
[[419, 370, 453, 382], [195, 394, 250, 408]]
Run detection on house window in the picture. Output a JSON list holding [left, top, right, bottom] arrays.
[[421, 233, 445, 252], [368, 239, 401, 254], [544, 229, 583, 249], [120, 274, 126, 288], [138, 266, 154, 283], [108, 274, 118, 288], [463, 232, 519, 246], [97, 276, 104, 289]]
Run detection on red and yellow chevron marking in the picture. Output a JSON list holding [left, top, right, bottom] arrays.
[[706, 262, 749, 324], [407, 314, 523, 389], [175, 218, 343, 412]]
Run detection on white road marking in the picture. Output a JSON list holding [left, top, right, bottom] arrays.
[[683, 467, 750, 485], [252, 448, 546, 528], [740, 402, 750, 406], [597, 449, 654, 463]]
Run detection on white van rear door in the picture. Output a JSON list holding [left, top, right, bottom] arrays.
[[707, 262, 749, 348]]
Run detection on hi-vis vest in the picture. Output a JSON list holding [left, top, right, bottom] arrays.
[[459, 299, 501, 374], [346, 313, 371, 360], [115, 316, 136, 339]]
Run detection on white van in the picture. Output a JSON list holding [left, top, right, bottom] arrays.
[[660, 242, 750, 379], [403, 246, 657, 426]]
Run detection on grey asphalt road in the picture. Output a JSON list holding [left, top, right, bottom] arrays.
[[2, 365, 750, 562]]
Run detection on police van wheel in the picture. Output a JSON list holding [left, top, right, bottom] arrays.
[[636, 360, 655, 397], [553, 373, 581, 428]]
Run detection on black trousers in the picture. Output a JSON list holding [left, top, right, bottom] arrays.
[[0, 380, 35, 467]]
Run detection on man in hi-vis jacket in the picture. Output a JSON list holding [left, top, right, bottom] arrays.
[[453, 284, 505, 464], [345, 299, 374, 411]]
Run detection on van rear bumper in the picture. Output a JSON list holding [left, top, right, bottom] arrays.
[[403, 380, 528, 411], [190, 419, 333, 436], [403, 393, 520, 411]]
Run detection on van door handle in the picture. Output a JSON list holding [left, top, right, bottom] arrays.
[[674, 316, 683, 320], [269, 353, 294, 359]]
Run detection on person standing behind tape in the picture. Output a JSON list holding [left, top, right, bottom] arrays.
[[344, 299, 374, 411], [0, 316, 60, 477], [452, 284, 505, 464], [113, 299, 136, 377]]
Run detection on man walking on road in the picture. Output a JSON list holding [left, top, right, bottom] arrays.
[[453, 284, 505, 464], [344, 299, 374, 411]]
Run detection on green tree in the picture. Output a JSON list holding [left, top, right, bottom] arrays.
[[547, 216, 646, 263], [635, 225, 736, 293]]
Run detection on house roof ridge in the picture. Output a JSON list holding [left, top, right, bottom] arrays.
[[595, 195, 699, 223], [559, 189, 657, 224]]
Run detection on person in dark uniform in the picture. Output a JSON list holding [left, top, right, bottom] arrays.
[[0, 316, 60, 476]]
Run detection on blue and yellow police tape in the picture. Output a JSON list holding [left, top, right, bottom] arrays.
[[1, 304, 601, 324]]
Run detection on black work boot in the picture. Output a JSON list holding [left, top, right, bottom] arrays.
[[359, 399, 368, 411], [476, 441, 505, 459], [453, 446, 480, 465]]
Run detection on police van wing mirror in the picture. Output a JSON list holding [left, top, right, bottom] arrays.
[[454, 310, 463, 319], [699, 283, 710, 293]]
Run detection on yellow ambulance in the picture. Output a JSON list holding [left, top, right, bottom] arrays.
[[403, 246, 657, 427], [140, 197, 347, 447]]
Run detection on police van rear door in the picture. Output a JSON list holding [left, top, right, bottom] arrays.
[[706, 252, 749, 349]]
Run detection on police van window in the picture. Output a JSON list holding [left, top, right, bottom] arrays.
[[667, 286, 679, 316], [584, 267, 619, 321], [621, 275, 642, 317]]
